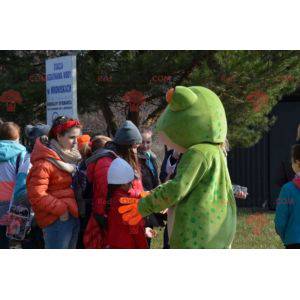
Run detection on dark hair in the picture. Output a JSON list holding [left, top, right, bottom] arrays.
[[48, 116, 82, 140], [292, 144, 300, 162], [106, 184, 121, 213], [0, 122, 20, 140], [115, 143, 140, 174]]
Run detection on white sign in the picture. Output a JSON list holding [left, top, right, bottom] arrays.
[[46, 55, 77, 125]]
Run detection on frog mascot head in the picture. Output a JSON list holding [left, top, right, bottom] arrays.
[[119, 86, 237, 249], [156, 86, 227, 152]]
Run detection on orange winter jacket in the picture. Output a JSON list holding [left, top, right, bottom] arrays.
[[26, 138, 78, 228]]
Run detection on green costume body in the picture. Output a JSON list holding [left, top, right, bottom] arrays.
[[138, 86, 237, 248]]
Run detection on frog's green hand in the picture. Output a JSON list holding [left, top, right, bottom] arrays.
[[138, 147, 208, 217]]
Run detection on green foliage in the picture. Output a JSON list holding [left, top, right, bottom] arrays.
[[0, 50, 71, 124], [187, 51, 300, 147], [1, 50, 300, 148]]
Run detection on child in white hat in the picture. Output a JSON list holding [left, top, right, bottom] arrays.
[[105, 157, 153, 248], [107, 157, 135, 188]]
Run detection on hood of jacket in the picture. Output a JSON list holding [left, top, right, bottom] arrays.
[[30, 137, 62, 164], [0, 140, 26, 162], [86, 148, 118, 166]]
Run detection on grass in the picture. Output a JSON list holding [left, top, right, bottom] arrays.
[[151, 208, 284, 249]]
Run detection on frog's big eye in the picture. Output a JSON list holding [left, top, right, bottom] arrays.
[[168, 86, 198, 112]]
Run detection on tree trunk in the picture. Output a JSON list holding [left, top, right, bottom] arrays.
[[127, 109, 140, 127], [101, 98, 118, 137]]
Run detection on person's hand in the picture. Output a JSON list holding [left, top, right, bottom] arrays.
[[145, 227, 157, 238], [166, 157, 176, 175], [94, 213, 108, 230], [235, 191, 248, 199], [118, 197, 142, 225], [140, 191, 150, 198], [160, 208, 168, 214], [60, 211, 69, 221]]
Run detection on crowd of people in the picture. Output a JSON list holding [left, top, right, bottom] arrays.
[[1, 82, 255, 250], [2, 87, 300, 250], [0, 116, 250, 249], [0, 116, 183, 249]]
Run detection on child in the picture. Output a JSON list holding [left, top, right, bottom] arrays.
[[90, 135, 112, 153], [106, 157, 149, 249], [77, 134, 92, 160], [138, 128, 163, 246], [275, 144, 300, 248], [0, 122, 31, 248]]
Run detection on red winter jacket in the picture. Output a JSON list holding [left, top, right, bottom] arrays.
[[106, 188, 148, 249], [27, 139, 78, 228], [83, 155, 147, 249]]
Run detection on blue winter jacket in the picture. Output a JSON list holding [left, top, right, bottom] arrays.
[[275, 180, 300, 246], [0, 140, 30, 218]]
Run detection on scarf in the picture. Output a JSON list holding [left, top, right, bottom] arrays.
[[145, 151, 157, 178], [49, 139, 81, 164], [47, 139, 82, 174]]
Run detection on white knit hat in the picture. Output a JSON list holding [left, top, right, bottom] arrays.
[[107, 157, 135, 185]]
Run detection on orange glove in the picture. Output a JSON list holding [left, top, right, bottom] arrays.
[[118, 197, 141, 225], [118, 191, 151, 225]]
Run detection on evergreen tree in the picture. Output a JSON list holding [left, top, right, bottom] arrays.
[[1, 50, 300, 148]]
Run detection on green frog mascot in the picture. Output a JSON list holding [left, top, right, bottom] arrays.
[[119, 86, 237, 249]]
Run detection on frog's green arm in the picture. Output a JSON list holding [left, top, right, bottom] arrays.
[[138, 147, 208, 216]]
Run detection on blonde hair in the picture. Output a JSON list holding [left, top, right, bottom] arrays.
[[220, 138, 230, 156], [296, 124, 300, 142], [141, 128, 153, 136], [91, 135, 112, 153], [79, 143, 92, 160]]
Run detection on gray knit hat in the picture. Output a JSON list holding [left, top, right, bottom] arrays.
[[25, 124, 50, 141], [113, 120, 142, 145]]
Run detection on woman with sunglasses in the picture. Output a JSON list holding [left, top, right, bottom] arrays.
[[27, 116, 82, 249]]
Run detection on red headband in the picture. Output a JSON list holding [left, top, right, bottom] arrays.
[[51, 120, 81, 136]]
